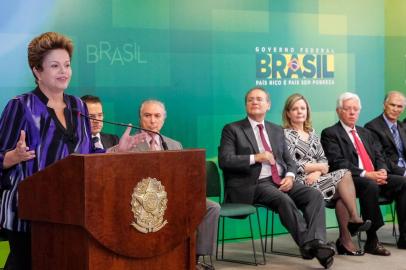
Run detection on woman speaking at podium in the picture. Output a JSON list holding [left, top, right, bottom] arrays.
[[0, 32, 132, 270]]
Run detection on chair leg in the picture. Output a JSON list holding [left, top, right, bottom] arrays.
[[215, 217, 220, 261], [358, 202, 398, 245], [201, 255, 214, 269], [269, 211, 300, 257], [221, 217, 225, 259], [248, 215, 258, 265], [264, 208, 269, 252], [255, 207, 263, 240], [255, 209, 266, 265], [219, 209, 267, 266], [390, 203, 398, 242], [216, 215, 262, 266], [271, 210, 275, 252]]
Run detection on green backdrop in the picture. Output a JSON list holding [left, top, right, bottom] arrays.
[[0, 0, 405, 261]]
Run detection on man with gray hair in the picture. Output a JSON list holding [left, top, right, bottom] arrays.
[[128, 99, 220, 270], [364, 91, 406, 250], [321, 92, 406, 255]]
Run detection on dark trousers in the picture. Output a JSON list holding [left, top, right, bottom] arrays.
[[253, 178, 326, 247], [4, 229, 31, 270], [353, 174, 406, 239]]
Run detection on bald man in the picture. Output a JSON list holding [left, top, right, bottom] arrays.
[[365, 90, 406, 249]]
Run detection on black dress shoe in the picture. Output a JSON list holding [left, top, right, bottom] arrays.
[[348, 220, 372, 236], [319, 256, 334, 269], [336, 239, 364, 256], [300, 242, 315, 260], [313, 242, 335, 269], [364, 241, 391, 256]]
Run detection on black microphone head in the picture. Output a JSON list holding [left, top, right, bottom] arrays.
[[161, 139, 168, 150]]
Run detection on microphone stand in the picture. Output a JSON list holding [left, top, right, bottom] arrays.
[[74, 110, 168, 150]]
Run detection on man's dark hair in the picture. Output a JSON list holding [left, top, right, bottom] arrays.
[[244, 87, 270, 103], [81, 95, 101, 104]]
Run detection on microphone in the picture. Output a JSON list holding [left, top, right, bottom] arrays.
[[72, 109, 168, 150]]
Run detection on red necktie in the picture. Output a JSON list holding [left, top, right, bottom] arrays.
[[257, 124, 282, 185], [350, 129, 374, 172]]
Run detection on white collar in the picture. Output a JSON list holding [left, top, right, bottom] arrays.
[[247, 117, 265, 130], [340, 121, 356, 133]]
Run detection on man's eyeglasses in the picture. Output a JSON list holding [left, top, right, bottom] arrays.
[[341, 107, 360, 113], [247, 97, 267, 103]]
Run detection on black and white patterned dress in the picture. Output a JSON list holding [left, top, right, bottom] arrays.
[[284, 128, 348, 200]]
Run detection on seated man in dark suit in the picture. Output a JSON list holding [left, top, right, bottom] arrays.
[[219, 87, 335, 269], [81, 95, 119, 149], [321, 92, 406, 256], [364, 90, 406, 249]]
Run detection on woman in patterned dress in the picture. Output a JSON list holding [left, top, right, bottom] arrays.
[[282, 93, 370, 256]]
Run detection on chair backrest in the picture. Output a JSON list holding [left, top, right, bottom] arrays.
[[206, 161, 221, 198]]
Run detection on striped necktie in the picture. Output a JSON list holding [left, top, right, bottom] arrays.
[[390, 124, 406, 167], [149, 135, 160, 151]]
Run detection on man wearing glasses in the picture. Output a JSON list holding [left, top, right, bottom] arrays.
[[321, 92, 406, 256]]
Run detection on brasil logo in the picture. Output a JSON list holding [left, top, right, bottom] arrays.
[[255, 47, 335, 86]]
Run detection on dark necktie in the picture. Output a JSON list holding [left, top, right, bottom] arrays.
[[257, 124, 281, 185], [350, 129, 374, 172], [92, 136, 102, 149], [391, 125, 404, 155], [390, 124, 406, 167]]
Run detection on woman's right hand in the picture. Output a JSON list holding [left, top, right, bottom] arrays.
[[3, 131, 35, 169], [305, 171, 321, 185]]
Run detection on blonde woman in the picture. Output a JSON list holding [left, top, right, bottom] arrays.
[[282, 93, 370, 255]]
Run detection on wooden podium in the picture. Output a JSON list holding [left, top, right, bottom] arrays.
[[18, 149, 206, 270]]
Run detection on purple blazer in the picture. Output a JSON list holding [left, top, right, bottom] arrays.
[[0, 87, 96, 232]]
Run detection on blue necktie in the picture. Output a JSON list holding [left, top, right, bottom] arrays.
[[390, 124, 406, 167]]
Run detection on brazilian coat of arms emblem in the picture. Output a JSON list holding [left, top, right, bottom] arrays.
[[130, 177, 168, 233]]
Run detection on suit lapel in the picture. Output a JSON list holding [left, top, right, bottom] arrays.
[[356, 127, 375, 159], [396, 120, 406, 153], [241, 118, 260, 153], [265, 122, 280, 157], [378, 115, 397, 148], [336, 122, 357, 156], [100, 133, 106, 148]]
